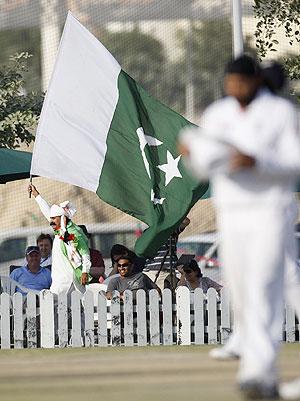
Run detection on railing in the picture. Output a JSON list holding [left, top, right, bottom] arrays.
[[0, 287, 298, 349]]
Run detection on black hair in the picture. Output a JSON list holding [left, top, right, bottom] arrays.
[[110, 244, 130, 264], [190, 260, 203, 278], [78, 224, 91, 239], [262, 61, 286, 93], [115, 253, 135, 264], [225, 55, 261, 77], [36, 233, 53, 246]]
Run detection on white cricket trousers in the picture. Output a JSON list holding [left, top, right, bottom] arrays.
[[218, 204, 286, 385]]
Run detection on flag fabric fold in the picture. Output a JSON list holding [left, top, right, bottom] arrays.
[[31, 12, 208, 257]]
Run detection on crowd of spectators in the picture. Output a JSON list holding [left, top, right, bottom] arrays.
[[8, 227, 222, 298]]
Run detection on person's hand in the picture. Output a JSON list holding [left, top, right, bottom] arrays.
[[81, 272, 89, 285], [230, 150, 256, 172], [177, 142, 190, 157], [28, 183, 39, 198], [180, 217, 190, 230], [177, 264, 185, 275]]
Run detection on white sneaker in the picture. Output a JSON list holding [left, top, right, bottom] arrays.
[[209, 346, 240, 360], [279, 379, 300, 400]]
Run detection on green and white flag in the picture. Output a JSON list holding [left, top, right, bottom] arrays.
[[31, 12, 208, 257]]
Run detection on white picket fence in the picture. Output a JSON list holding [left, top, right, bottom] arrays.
[[0, 287, 298, 349]]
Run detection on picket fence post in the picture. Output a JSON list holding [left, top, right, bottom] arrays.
[[71, 291, 82, 347], [207, 288, 218, 344], [83, 290, 94, 347], [149, 289, 160, 345], [194, 288, 205, 344], [136, 289, 147, 346], [13, 292, 24, 349], [1, 292, 11, 349], [110, 291, 121, 346], [176, 286, 191, 345], [285, 305, 296, 343], [162, 289, 173, 345], [57, 292, 68, 348], [97, 291, 108, 346], [27, 292, 38, 348], [40, 290, 55, 348], [220, 287, 231, 344], [123, 290, 134, 346]]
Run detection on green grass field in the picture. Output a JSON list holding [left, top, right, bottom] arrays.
[[0, 344, 299, 401]]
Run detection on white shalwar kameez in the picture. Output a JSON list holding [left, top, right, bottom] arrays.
[[182, 89, 300, 386], [35, 195, 86, 295]]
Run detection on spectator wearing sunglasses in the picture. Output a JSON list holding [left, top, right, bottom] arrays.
[[106, 254, 160, 300], [177, 259, 222, 295], [108, 244, 146, 277]]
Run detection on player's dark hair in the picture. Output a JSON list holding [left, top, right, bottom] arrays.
[[225, 55, 261, 77], [262, 61, 286, 93]]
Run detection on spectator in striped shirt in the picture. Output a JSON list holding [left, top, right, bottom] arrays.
[[143, 217, 190, 291]]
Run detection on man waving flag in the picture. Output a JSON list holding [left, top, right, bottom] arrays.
[[31, 12, 208, 257]]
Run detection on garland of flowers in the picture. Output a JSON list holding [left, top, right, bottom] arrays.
[[59, 231, 75, 243]]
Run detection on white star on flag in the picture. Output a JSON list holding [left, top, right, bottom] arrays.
[[151, 189, 166, 205], [158, 150, 182, 186]]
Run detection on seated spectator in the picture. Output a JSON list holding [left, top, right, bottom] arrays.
[[109, 244, 146, 277], [106, 254, 160, 300], [10, 246, 52, 295], [78, 225, 106, 283], [37, 233, 53, 268], [144, 217, 190, 291], [177, 259, 222, 294]]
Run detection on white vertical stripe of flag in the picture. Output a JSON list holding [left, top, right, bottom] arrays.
[[31, 12, 121, 192]]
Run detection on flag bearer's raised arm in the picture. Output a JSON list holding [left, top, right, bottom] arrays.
[[28, 184, 51, 222]]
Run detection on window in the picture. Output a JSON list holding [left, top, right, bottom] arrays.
[[90, 232, 137, 259], [0, 237, 27, 263], [178, 242, 218, 258]]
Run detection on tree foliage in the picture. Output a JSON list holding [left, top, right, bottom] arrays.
[[97, 21, 235, 116], [0, 53, 43, 149], [254, 0, 300, 80], [165, 20, 233, 114], [0, 27, 41, 92], [99, 28, 167, 100]]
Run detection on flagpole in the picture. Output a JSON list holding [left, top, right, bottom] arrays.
[[232, 0, 244, 58], [29, 174, 32, 198]]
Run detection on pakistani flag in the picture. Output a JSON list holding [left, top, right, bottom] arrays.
[[31, 12, 208, 257]]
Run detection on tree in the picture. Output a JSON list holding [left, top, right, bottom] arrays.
[[165, 19, 233, 115], [98, 28, 167, 101], [0, 27, 41, 92], [254, 0, 300, 80], [0, 53, 43, 149]]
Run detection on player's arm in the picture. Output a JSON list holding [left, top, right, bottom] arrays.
[[106, 278, 117, 300], [257, 104, 300, 177]]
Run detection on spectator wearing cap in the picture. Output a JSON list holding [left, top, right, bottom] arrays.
[[177, 259, 222, 295], [10, 246, 52, 295], [78, 225, 106, 283], [36, 233, 53, 268], [106, 253, 160, 300]]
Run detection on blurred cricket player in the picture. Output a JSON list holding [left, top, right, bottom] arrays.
[[179, 55, 300, 399]]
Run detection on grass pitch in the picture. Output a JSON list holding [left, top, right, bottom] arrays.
[[0, 344, 299, 401]]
